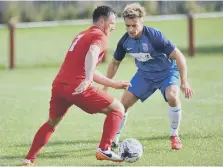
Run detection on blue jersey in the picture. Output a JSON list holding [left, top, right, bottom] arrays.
[[114, 26, 179, 82]]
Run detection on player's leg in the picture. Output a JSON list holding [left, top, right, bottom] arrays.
[[71, 86, 124, 162], [22, 84, 72, 165], [166, 85, 181, 136], [165, 85, 182, 149], [160, 72, 182, 149], [112, 72, 156, 149], [112, 90, 138, 149], [22, 119, 58, 166], [96, 99, 125, 162]]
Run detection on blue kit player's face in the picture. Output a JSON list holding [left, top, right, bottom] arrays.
[[124, 17, 144, 39]]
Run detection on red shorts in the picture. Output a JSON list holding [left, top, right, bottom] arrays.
[[49, 83, 114, 119]]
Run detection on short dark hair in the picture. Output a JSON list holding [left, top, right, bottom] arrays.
[[93, 6, 116, 23]]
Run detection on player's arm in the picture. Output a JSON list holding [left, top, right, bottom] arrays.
[[151, 28, 193, 98], [93, 70, 130, 89], [85, 45, 100, 81], [73, 44, 100, 95], [170, 48, 194, 99], [94, 70, 115, 87], [170, 48, 187, 86], [170, 48, 191, 88], [104, 35, 126, 91], [107, 58, 121, 80], [103, 58, 122, 91], [152, 28, 188, 81], [103, 59, 123, 92]]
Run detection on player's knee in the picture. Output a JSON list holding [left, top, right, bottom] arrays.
[[47, 117, 62, 128], [121, 99, 133, 111], [122, 103, 130, 111], [166, 86, 180, 105], [113, 99, 125, 116], [117, 102, 125, 116], [167, 91, 179, 106], [122, 103, 133, 114]]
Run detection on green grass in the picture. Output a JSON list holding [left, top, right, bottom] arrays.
[[0, 17, 223, 165]]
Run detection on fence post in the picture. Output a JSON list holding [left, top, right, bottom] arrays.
[[8, 20, 15, 69], [188, 11, 195, 56]]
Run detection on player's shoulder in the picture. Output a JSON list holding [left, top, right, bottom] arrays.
[[143, 26, 164, 39], [144, 26, 159, 31], [144, 26, 161, 35], [85, 26, 106, 38], [118, 32, 129, 44]]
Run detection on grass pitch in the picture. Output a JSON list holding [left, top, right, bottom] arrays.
[[0, 18, 223, 166]]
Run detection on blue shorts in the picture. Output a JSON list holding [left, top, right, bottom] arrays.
[[128, 71, 179, 102]]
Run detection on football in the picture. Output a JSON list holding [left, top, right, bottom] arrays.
[[118, 138, 143, 163]]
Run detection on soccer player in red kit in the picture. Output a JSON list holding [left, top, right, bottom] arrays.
[[22, 6, 131, 165]]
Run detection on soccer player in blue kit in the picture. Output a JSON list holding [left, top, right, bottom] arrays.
[[104, 3, 194, 150]]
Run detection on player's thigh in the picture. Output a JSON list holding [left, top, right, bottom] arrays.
[[121, 90, 139, 109], [49, 84, 73, 120], [128, 71, 156, 102], [160, 72, 180, 102], [72, 86, 116, 114]]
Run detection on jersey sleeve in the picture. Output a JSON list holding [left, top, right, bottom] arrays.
[[149, 28, 175, 56], [114, 33, 128, 61]]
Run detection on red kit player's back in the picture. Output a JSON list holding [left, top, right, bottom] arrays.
[[53, 26, 107, 85]]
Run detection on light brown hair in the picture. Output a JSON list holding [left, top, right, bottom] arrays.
[[122, 3, 146, 19]]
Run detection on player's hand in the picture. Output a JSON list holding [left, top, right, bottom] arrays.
[[180, 81, 194, 99], [112, 81, 132, 90], [72, 80, 92, 95]]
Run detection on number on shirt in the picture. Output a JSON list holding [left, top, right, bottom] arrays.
[[69, 34, 84, 51]]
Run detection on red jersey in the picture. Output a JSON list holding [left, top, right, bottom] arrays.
[[53, 26, 107, 85]]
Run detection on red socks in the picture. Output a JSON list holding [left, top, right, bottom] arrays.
[[26, 122, 55, 162], [25, 110, 123, 162], [99, 110, 123, 151]]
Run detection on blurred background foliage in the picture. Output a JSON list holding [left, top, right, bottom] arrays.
[[0, 1, 223, 24]]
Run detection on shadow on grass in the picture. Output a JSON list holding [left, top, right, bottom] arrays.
[[47, 139, 98, 147], [13, 139, 98, 148], [0, 153, 67, 161], [137, 132, 215, 142], [1, 146, 94, 165], [2, 133, 216, 165], [13, 132, 214, 149], [137, 134, 169, 142]]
